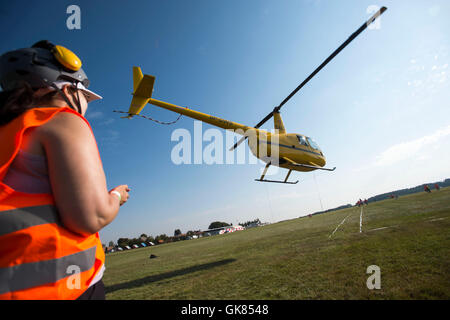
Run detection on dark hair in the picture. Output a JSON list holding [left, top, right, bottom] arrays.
[[0, 82, 75, 126]]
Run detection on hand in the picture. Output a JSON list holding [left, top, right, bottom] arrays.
[[110, 185, 130, 206]]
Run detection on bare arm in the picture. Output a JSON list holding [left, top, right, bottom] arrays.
[[39, 112, 127, 236]]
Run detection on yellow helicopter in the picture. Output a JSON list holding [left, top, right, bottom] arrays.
[[121, 7, 387, 184]]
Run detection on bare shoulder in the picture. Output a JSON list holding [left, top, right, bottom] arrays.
[[38, 111, 94, 143], [37, 112, 96, 148]]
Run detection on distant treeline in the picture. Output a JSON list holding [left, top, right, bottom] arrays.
[[309, 178, 449, 216], [239, 218, 261, 228], [366, 178, 449, 203], [311, 204, 353, 216]]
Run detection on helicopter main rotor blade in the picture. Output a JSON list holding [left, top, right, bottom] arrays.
[[230, 6, 387, 151], [275, 6, 387, 112]]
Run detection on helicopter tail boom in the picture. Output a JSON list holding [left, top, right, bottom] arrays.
[[149, 98, 253, 133]]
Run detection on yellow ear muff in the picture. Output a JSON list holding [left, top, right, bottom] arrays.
[[52, 45, 82, 71]]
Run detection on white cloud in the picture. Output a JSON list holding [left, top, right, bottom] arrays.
[[428, 5, 440, 17], [101, 118, 115, 125], [86, 111, 103, 119], [374, 125, 450, 167], [99, 129, 120, 146]]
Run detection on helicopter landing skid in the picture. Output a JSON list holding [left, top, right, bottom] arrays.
[[255, 165, 298, 184], [255, 178, 299, 185]]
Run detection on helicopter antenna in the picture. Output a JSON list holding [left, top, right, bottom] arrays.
[[230, 6, 387, 151]]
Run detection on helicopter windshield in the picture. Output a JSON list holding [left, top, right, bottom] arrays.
[[306, 137, 321, 151], [296, 135, 308, 146]]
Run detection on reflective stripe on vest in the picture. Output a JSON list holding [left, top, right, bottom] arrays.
[[0, 107, 105, 300], [0, 205, 61, 237], [0, 245, 97, 295]]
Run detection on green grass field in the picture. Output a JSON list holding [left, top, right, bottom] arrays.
[[103, 187, 450, 299]]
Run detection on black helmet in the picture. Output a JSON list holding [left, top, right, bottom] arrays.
[[0, 40, 89, 91], [0, 40, 102, 113]]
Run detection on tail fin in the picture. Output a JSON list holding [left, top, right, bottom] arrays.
[[133, 66, 143, 93], [124, 67, 156, 117], [134, 74, 155, 97]]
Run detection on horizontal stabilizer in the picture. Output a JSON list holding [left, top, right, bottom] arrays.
[[127, 95, 151, 116], [124, 68, 155, 118], [120, 115, 135, 119], [134, 74, 155, 98]]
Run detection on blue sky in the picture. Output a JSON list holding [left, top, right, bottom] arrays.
[[2, 0, 449, 245]]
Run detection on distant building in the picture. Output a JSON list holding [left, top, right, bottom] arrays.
[[105, 246, 115, 253], [219, 225, 245, 235], [198, 225, 245, 237]]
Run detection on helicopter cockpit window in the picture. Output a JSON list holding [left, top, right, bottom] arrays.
[[297, 135, 308, 146], [306, 137, 321, 150]]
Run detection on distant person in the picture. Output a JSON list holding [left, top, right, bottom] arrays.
[[364, 199, 368, 205], [435, 184, 440, 191], [0, 40, 130, 300], [424, 185, 431, 193]]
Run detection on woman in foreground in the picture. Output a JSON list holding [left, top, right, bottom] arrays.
[[0, 40, 129, 300]]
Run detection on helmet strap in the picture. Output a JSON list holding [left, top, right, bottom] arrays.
[[50, 83, 82, 114], [75, 89, 83, 114]]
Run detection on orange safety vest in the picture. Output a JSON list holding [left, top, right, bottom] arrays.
[[0, 107, 105, 300]]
